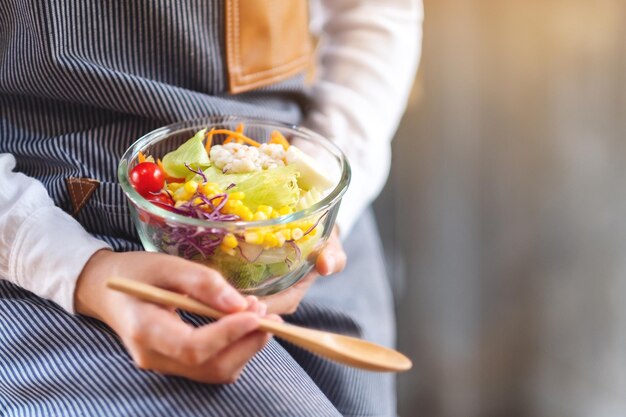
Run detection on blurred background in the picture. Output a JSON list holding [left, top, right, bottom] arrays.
[[373, 1, 626, 416]]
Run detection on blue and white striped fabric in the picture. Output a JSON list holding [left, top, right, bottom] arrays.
[[0, 1, 397, 416], [0, 211, 395, 417], [0, 0, 303, 251]]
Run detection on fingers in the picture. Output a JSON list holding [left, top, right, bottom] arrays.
[[83, 250, 274, 384], [126, 306, 262, 366], [245, 296, 267, 316], [207, 331, 271, 381], [316, 233, 347, 276], [145, 254, 248, 313], [261, 273, 317, 315], [265, 313, 284, 323], [129, 320, 270, 384]]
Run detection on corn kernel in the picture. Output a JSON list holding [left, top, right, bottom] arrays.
[[264, 232, 279, 247], [232, 204, 247, 215], [201, 182, 220, 196], [289, 221, 301, 230], [278, 229, 292, 241], [300, 222, 313, 231], [222, 233, 238, 249], [220, 244, 236, 256], [279, 206, 293, 216], [245, 231, 265, 245], [229, 191, 245, 200], [239, 208, 254, 221], [173, 187, 192, 202], [167, 183, 183, 191], [184, 181, 199, 194], [212, 195, 225, 207], [291, 227, 304, 240], [257, 205, 273, 216], [276, 234, 286, 247], [270, 211, 279, 219], [224, 200, 239, 211], [253, 211, 268, 221]]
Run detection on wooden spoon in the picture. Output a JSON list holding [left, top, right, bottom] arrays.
[[106, 277, 412, 372]]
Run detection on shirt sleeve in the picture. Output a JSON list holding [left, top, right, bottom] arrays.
[[0, 154, 111, 313], [304, 0, 423, 236]]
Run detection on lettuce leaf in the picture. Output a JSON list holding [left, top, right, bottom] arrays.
[[296, 187, 323, 211], [231, 165, 300, 211], [191, 166, 256, 188], [162, 129, 211, 178]]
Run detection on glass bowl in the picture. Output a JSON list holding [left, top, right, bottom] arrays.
[[118, 117, 351, 296]]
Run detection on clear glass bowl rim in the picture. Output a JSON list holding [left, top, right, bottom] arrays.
[[118, 116, 351, 229]]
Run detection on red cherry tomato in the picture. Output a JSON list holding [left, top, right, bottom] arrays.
[[147, 193, 175, 211], [129, 162, 165, 196], [138, 193, 175, 226]]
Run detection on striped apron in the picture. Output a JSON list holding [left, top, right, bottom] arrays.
[[0, 1, 397, 416]]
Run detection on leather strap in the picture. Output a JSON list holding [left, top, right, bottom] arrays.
[[225, 0, 312, 94]]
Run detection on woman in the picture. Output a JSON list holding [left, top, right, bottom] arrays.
[[0, 0, 421, 415]]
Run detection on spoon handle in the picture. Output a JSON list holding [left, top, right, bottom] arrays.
[[106, 277, 319, 339], [106, 277, 412, 372], [107, 277, 228, 320]]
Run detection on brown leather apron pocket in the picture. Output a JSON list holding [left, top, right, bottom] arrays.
[[225, 0, 312, 94]]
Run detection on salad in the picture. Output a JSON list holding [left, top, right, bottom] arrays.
[[128, 124, 335, 290]]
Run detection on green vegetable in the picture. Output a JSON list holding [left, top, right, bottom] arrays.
[[231, 263, 270, 289], [231, 165, 300, 211], [210, 255, 270, 289], [162, 129, 211, 178], [192, 166, 256, 188], [296, 187, 323, 211], [268, 261, 291, 276]]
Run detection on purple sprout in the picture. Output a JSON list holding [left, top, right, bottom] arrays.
[[302, 210, 329, 238], [147, 189, 241, 259], [142, 177, 326, 269], [184, 163, 207, 183]]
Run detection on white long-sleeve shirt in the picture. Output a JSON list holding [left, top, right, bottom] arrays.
[[0, 0, 422, 313]]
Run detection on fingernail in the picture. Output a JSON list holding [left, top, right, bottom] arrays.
[[323, 255, 335, 276], [258, 302, 268, 317], [245, 295, 258, 308], [219, 287, 246, 309]]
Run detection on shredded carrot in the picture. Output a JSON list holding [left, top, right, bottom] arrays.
[[138, 151, 147, 163], [157, 158, 185, 183], [223, 124, 244, 145], [234, 123, 245, 144], [269, 131, 290, 150], [211, 129, 261, 147], [204, 127, 215, 153]]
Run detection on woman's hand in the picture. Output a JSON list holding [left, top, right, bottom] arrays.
[[261, 227, 347, 315], [75, 250, 273, 384]]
